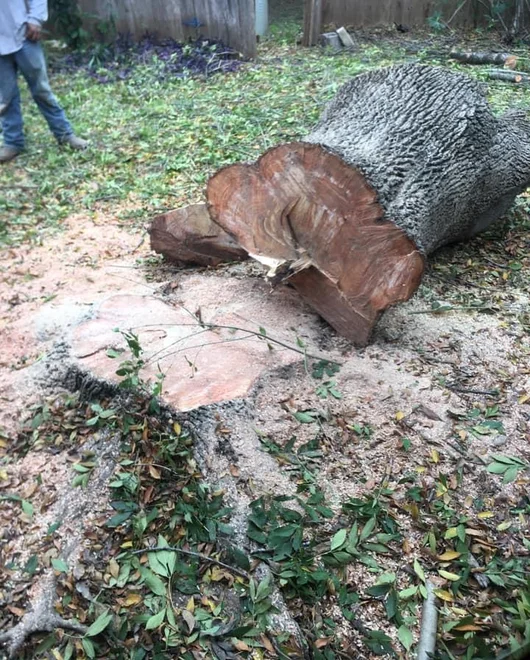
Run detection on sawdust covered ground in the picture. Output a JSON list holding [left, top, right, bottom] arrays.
[[0, 205, 529, 657]]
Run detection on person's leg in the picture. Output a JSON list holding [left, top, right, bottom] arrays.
[[0, 53, 25, 151], [14, 40, 74, 142]]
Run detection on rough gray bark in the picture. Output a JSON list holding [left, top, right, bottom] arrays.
[[306, 63, 530, 254]]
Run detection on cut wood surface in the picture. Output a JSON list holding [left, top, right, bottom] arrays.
[[152, 64, 530, 345], [149, 203, 248, 267], [207, 143, 424, 344]]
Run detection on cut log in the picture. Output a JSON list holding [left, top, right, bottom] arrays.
[[450, 51, 518, 68], [148, 203, 248, 267], [206, 64, 530, 344], [487, 69, 530, 84], [207, 143, 424, 344]]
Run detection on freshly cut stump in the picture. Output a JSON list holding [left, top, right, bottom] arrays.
[[149, 203, 248, 267], [208, 144, 425, 344], [207, 64, 530, 344]]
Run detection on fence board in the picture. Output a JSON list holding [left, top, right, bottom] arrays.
[[78, 0, 256, 57]]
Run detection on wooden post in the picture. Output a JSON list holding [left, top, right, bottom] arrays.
[[303, 0, 322, 46]]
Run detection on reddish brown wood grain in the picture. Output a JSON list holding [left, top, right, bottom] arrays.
[[207, 142, 424, 345]]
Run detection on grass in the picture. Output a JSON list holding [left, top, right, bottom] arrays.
[[1, 24, 405, 247], [2, 25, 530, 248]]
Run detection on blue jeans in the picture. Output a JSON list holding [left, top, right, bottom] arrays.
[[0, 40, 73, 149]]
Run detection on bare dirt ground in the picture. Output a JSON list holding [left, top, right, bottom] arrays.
[[1, 209, 529, 658]]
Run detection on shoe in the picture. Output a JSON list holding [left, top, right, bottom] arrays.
[[61, 134, 89, 150], [0, 145, 22, 163]]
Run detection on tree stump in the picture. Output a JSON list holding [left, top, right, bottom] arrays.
[[153, 64, 530, 345]]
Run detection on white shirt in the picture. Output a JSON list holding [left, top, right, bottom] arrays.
[[0, 0, 48, 55]]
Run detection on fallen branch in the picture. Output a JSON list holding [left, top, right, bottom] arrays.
[[417, 580, 438, 660], [487, 70, 530, 84], [128, 546, 250, 579], [0, 573, 87, 659], [450, 51, 518, 67], [137, 320, 344, 368]]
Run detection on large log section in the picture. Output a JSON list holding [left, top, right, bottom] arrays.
[[151, 64, 530, 344]]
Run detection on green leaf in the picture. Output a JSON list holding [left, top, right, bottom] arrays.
[[487, 462, 509, 474], [51, 558, 69, 573], [398, 624, 414, 651], [23, 554, 38, 575], [374, 572, 396, 586], [331, 528, 347, 551], [503, 465, 520, 484], [145, 608, 166, 630], [72, 463, 91, 473], [226, 546, 251, 571], [140, 567, 167, 596], [366, 583, 391, 598], [491, 454, 525, 465], [21, 500, 34, 519], [81, 637, 96, 659], [85, 612, 113, 637], [360, 516, 377, 541], [63, 640, 74, 660], [294, 411, 317, 424], [414, 558, 426, 583], [46, 521, 61, 536], [399, 585, 418, 599]]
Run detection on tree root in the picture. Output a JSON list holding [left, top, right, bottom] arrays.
[[0, 573, 87, 659]]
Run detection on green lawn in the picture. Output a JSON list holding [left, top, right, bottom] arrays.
[[0, 28, 409, 247]]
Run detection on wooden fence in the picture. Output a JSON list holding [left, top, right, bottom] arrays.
[[322, 0, 479, 28], [304, 0, 528, 44], [77, 0, 256, 57]]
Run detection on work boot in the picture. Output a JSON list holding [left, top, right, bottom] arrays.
[[0, 145, 21, 163], [60, 134, 89, 150]]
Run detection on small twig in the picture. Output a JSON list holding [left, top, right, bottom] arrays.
[[127, 232, 146, 255], [446, 0, 469, 26], [135, 321, 343, 367], [134, 462, 182, 477], [483, 256, 509, 269], [417, 580, 438, 660], [129, 545, 249, 579], [446, 384, 499, 396]]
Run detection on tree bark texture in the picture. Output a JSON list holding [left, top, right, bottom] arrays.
[[303, 64, 530, 254], [154, 64, 530, 344]]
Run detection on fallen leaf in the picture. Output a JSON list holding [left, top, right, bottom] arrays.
[[439, 569, 461, 581], [437, 551, 461, 561], [123, 593, 142, 607], [315, 638, 332, 648], [109, 559, 119, 579], [434, 589, 454, 602], [260, 634, 276, 655], [182, 609, 195, 633], [149, 465, 161, 480]]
